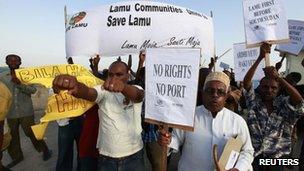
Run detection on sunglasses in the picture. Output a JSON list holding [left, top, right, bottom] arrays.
[[204, 88, 227, 97]]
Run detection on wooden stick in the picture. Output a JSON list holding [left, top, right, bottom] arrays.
[[280, 55, 286, 63], [265, 53, 270, 67], [64, 6, 67, 29], [160, 124, 169, 171]]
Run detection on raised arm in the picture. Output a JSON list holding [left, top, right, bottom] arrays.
[[264, 66, 303, 106], [53, 74, 97, 102], [103, 77, 144, 103], [135, 51, 145, 81], [208, 57, 215, 71], [11, 70, 36, 94], [89, 54, 103, 79], [275, 54, 285, 71], [243, 43, 271, 91], [128, 55, 136, 78]]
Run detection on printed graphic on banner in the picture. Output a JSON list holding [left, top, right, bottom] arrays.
[[276, 20, 304, 55], [66, 1, 214, 58], [233, 43, 264, 81], [15, 64, 103, 122], [145, 48, 200, 131], [243, 0, 289, 47]]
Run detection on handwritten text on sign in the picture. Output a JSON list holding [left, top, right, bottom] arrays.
[[276, 20, 304, 55], [233, 43, 264, 81]]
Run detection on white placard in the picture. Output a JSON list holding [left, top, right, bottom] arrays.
[[233, 43, 265, 81], [145, 48, 200, 129], [243, 0, 289, 47], [276, 20, 304, 55], [65, 1, 214, 58], [225, 150, 240, 170]]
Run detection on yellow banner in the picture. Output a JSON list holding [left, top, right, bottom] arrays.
[[16, 64, 103, 139], [31, 122, 49, 140], [16, 64, 102, 88]]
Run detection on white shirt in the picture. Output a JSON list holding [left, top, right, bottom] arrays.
[[170, 105, 254, 171], [94, 85, 143, 158]]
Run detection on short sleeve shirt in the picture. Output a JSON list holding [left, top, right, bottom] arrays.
[[94, 85, 143, 157]]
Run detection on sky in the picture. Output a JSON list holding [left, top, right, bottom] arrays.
[[0, 0, 303, 70]]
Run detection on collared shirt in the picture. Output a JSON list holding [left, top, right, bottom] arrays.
[[142, 123, 159, 143], [244, 87, 304, 158], [0, 70, 36, 119], [170, 105, 254, 171], [141, 101, 158, 143], [0, 81, 12, 121], [94, 85, 143, 158]]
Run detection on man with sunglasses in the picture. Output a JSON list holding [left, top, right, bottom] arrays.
[[159, 71, 254, 171]]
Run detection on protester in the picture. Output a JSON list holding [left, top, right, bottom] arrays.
[[78, 105, 99, 171], [243, 43, 304, 171], [196, 67, 211, 106], [89, 54, 109, 81], [67, 57, 74, 65], [222, 69, 242, 113], [131, 52, 164, 170], [55, 57, 84, 171], [89, 54, 103, 80], [298, 116, 304, 171], [0, 81, 12, 171], [0, 54, 52, 168], [55, 115, 83, 171], [127, 54, 136, 80], [159, 71, 254, 171], [285, 72, 302, 86], [52, 61, 145, 171], [77, 59, 103, 171], [135, 50, 145, 83]]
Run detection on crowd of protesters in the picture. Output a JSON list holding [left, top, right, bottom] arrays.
[[0, 42, 304, 171]]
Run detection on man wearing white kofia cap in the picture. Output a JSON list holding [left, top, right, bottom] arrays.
[[159, 71, 254, 171]]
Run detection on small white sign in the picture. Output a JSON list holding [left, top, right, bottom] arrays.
[[276, 20, 304, 55], [145, 48, 200, 129], [243, 0, 289, 47], [233, 43, 265, 81], [225, 150, 240, 170]]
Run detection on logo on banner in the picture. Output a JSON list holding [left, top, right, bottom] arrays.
[[69, 12, 86, 25], [66, 11, 88, 32]]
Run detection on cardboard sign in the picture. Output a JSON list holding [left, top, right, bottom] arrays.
[[243, 0, 289, 47], [233, 43, 265, 81], [145, 48, 200, 131], [276, 20, 304, 55], [219, 136, 243, 170], [66, 1, 214, 58]]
